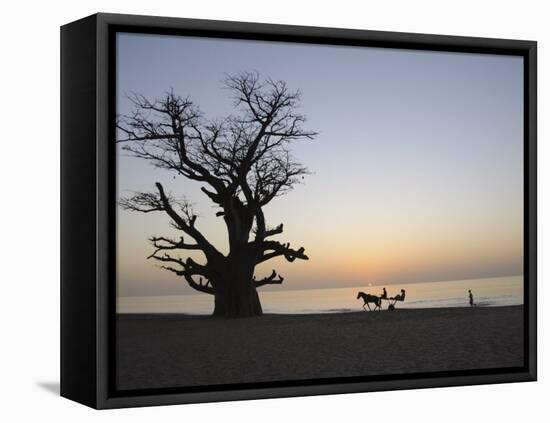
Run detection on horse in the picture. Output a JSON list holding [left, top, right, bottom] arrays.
[[356, 291, 382, 311]]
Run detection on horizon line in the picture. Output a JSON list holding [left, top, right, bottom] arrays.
[[118, 273, 523, 298]]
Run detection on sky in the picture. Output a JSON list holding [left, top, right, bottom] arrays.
[[116, 32, 524, 297]]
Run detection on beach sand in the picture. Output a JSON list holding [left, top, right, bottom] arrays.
[[116, 305, 524, 390]]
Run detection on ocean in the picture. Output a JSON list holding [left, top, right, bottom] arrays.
[[117, 275, 523, 315]]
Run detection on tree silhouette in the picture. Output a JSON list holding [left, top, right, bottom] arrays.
[[117, 72, 317, 317]]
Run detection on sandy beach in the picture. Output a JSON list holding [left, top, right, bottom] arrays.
[[116, 306, 524, 390]]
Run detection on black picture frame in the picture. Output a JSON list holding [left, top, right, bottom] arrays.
[[60, 12, 537, 409]]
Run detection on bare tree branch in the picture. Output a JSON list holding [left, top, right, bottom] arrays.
[[254, 269, 284, 287], [147, 236, 202, 259], [154, 254, 214, 295], [117, 91, 227, 197], [257, 241, 309, 264], [119, 192, 164, 213], [160, 265, 215, 295], [119, 183, 222, 259], [263, 223, 284, 238]]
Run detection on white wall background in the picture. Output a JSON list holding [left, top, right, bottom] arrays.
[[0, 0, 546, 421]]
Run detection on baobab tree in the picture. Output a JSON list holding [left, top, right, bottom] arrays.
[[117, 72, 317, 317]]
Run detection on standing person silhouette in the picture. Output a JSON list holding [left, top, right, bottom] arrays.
[[468, 290, 475, 307]]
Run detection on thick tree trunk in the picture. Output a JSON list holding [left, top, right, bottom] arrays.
[[211, 253, 263, 317], [209, 202, 265, 317], [212, 281, 262, 317]]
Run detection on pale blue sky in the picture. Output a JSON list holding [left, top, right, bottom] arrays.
[[116, 32, 523, 297]]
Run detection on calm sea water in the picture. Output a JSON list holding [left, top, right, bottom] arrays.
[[117, 275, 523, 314]]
